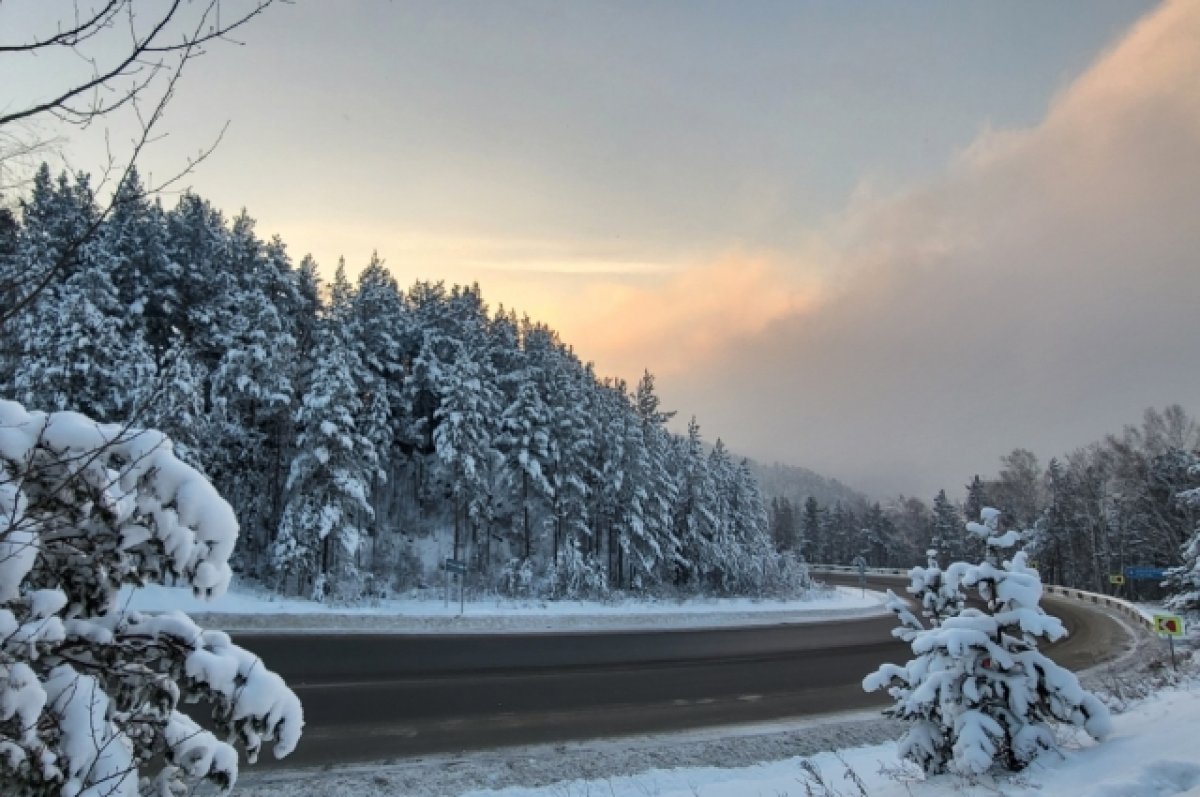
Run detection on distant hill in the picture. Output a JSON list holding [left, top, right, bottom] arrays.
[[750, 461, 868, 508]]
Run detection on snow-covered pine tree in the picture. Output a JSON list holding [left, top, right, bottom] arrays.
[[206, 274, 298, 561], [671, 417, 720, 588], [860, 502, 896, 567], [882, 548, 966, 645], [0, 400, 302, 795], [605, 392, 650, 590], [628, 371, 678, 589], [497, 372, 553, 565], [272, 314, 380, 599], [730, 457, 798, 594], [963, 476, 989, 531], [929, 489, 962, 565], [864, 507, 1111, 776], [431, 343, 504, 564], [560, 375, 616, 591], [1033, 457, 1074, 588], [540, 351, 600, 596], [1163, 451, 1200, 613], [10, 171, 157, 423], [801, 497, 823, 562], [706, 440, 746, 593], [163, 194, 235, 372], [138, 343, 210, 469], [100, 169, 175, 354], [349, 254, 408, 460], [824, 501, 857, 564], [335, 256, 407, 581]]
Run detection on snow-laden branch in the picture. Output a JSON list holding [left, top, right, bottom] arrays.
[[0, 399, 302, 795]]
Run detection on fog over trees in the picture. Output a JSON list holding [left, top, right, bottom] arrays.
[[768, 405, 1199, 603]]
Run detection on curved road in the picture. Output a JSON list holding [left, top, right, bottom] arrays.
[[236, 575, 1133, 768]]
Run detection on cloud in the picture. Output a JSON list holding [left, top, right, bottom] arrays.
[[671, 0, 1200, 497], [285, 223, 822, 389], [557, 254, 822, 383]]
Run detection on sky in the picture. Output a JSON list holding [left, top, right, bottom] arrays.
[[7, 0, 1199, 498]]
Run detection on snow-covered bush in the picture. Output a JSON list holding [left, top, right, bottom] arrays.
[[550, 539, 610, 599], [864, 508, 1110, 776], [756, 551, 811, 598], [500, 557, 536, 598], [0, 400, 302, 795]]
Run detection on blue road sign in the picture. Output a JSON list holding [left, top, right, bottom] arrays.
[[1124, 566, 1167, 581]]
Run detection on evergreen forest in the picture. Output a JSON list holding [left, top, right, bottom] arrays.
[[1, 167, 803, 601], [770, 405, 1199, 603]]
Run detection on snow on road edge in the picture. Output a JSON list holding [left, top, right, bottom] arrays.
[[118, 583, 889, 633]]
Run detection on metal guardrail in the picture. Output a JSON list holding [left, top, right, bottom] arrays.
[[809, 565, 1154, 632], [1043, 584, 1154, 632], [809, 564, 908, 577]]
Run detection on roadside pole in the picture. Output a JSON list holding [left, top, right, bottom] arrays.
[[851, 555, 868, 597], [462, 537, 469, 617], [444, 557, 467, 615]]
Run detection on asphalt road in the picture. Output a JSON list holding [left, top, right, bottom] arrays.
[[235, 575, 1133, 768]]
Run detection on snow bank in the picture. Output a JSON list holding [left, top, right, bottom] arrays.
[[118, 583, 890, 633]]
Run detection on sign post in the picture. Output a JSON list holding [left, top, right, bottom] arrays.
[[444, 558, 467, 616], [851, 555, 868, 596], [1153, 613, 1186, 670]]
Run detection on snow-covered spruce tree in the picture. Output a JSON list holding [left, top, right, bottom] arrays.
[[0, 400, 302, 795], [1163, 451, 1200, 613], [273, 314, 380, 600], [864, 507, 1110, 776], [882, 548, 967, 638], [431, 344, 503, 563]]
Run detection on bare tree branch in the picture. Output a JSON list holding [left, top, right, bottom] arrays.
[[0, 0, 281, 326]]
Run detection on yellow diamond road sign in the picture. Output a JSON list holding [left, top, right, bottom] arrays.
[[1153, 614, 1185, 637]]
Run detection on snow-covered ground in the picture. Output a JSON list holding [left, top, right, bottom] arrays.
[[117, 582, 888, 633], [460, 685, 1200, 797]]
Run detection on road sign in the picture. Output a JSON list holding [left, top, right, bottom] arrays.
[[1125, 566, 1167, 581], [1109, 574, 1125, 586], [443, 558, 467, 575], [1154, 614, 1185, 637]]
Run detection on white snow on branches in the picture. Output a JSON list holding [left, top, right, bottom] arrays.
[[0, 400, 302, 795], [864, 507, 1110, 776]]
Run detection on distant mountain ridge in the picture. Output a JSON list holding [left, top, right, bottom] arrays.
[[750, 461, 869, 508]]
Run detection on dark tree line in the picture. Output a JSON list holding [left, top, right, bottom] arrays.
[[768, 406, 1199, 604]]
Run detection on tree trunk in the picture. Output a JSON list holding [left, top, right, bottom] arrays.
[[523, 471, 531, 560]]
